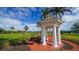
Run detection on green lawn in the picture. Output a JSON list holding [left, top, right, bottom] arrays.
[[0, 32, 79, 42], [61, 33, 79, 45], [0, 32, 79, 49], [0, 32, 38, 40], [0, 32, 39, 49], [0, 32, 79, 41]]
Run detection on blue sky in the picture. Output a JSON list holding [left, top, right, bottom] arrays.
[[0, 7, 79, 31]]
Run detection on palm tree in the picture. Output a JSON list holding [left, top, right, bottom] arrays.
[[41, 8, 51, 19], [41, 7, 73, 20]]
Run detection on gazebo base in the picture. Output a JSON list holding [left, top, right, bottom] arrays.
[[53, 44, 59, 48], [42, 42, 47, 45]]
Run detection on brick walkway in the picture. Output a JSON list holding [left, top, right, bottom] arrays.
[[62, 40, 79, 51], [28, 42, 63, 51], [28, 40, 79, 51]]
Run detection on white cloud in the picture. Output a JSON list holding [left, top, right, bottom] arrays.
[[0, 18, 21, 25], [0, 17, 24, 30], [0, 17, 41, 31], [63, 15, 78, 22], [26, 23, 41, 31], [61, 13, 79, 31]]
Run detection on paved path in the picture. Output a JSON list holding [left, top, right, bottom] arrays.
[[61, 40, 79, 51], [28, 43, 61, 51], [28, 40, 79, 51]]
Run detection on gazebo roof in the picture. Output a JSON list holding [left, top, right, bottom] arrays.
[[38, 18, 63, 27]]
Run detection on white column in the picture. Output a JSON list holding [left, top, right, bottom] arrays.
[[46, 28, 48, 41], [57, 26, 62, 44], [41, 27, 47, 45], [41, 28, 43, 42], [53, 26, 59, 47]]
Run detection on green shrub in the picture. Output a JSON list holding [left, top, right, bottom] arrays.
[[0, 39, 10, 49], [2, 41, 10, 48], [9, 39, 20, 46]]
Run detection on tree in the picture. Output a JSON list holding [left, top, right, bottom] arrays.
[[10, 27, 15, 34], [0, 28, 5, 33], [41, 7, 73, 20], [24, 25, 28, 33], [23, 25, 28, 40], [10, 27, 15, 30], [41, 8, 51, 19], [71, 22, 79, 33]]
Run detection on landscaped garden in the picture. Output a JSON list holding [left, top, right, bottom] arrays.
[[0, 32, 39, 50], [0, 32, 79, 50], [0, 7, 79, 51]]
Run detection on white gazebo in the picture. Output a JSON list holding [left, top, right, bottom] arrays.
[[38, 16, 63, 48]]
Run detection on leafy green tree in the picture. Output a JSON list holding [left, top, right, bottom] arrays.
[[11, 27, 15, 30], [10, 27, 15, 34], [0, 28, 5, 33], [24, 25, 28, 33], [23, 25, 29, 40]]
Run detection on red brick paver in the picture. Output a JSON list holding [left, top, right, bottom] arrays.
[[28, 42, 62, 51], [62, 40, 79, 51], [27, 36, 79, 51], [28, 40, 79, 51]]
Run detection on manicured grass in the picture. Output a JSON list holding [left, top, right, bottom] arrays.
[[61, 33, 79, 45], [0, 32, 39, 49], [0, 32, 38, 40], [0, 32, 79, 49], [0, 32, 79, 41]]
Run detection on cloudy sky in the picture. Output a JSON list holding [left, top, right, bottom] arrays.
[[0, 7, 79, 31]]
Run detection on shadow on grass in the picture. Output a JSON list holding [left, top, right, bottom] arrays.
[[0, 45, 31, 51], [60, 42, 73, 51]]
